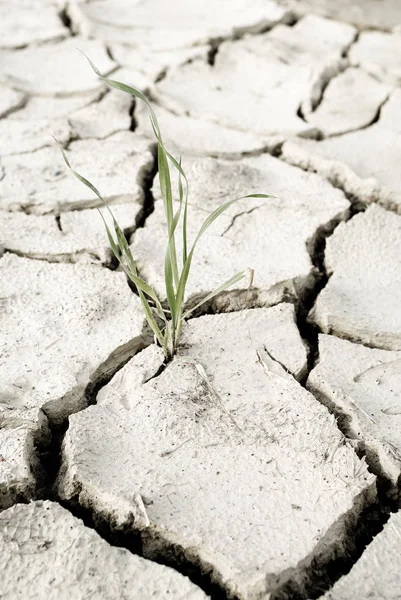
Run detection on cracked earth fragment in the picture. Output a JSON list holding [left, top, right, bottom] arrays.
[[2, 89, 132, 155], [0, 253, 148, 497], [282, 89, 401, 212], [0, 38, 116, 96], [320, 511, 401, 600], [0, 132, 153, 214], [130, 154, 349, 310], [68, 91, 132, 139], [0, 428, 37, 509], [310, 205, 401, 350], [68, 0, 292, 49], [0, 501, 208, 599], [308, 334, 401, 486], [109, 47, 209, 92], [154, 16, 355, 138], [278, 0, 401, 30], [0, 253, 147, 425], [304, 68, 391, 137], [0, 0, 67, 49], [135, 101, 282, 158], [0, 87, 26, 119], [58, 305, 375, 599], [6, 90, 104, 121], [0, 117, 70, 156], [0, 203, 141, 264], [350, 31, 401, 86]]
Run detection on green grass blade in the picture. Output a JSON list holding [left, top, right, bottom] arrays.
[[175, 194, 273, 317], [78, 51, 155, 116], [52, 135, 71, 167], [54, 134, 167, 333], [164, 249, 176, 334], [125, 269, 164, 308], [78, 52, 189, 186], [78, 52, 190, 196], [53, 135, 121, 236], [53, 136, 104, 204], [182, 270, 248, 320], [165, 156, 188, 268], [138, 291, 166, 351], [98, 211, 121, 260], [97, 197, 168, 324], [173, 246, 194, 328], [194, 194, 273, 246], [79, 52, 191, 278], [177, 156, 188, 265], [112, 219, 138, 273], [55, 135, 137, 271], [109, 219, 166, 322], [158, 142, 180, 294]]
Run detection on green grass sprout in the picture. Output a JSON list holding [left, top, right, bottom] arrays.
[[55, 53, 273, 358]]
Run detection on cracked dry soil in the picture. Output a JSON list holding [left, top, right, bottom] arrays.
[[1, 1, 401, 599]]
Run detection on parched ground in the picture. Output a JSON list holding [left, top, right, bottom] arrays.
[[1, 1, 401, 599]]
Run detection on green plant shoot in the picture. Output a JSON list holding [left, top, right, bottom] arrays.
[[55, 54, 272, 358]]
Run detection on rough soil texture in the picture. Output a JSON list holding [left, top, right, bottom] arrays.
[[308, 334, 401, 487], [1, 1, 401, 598], [0, 500, 208, 599], [0, 254, 148, 433], [282, 89, 401, 212], [0, 132, 154, 214], [154, 16, 356, 139], [310, 205, 401, 351], [320, 511, 401, 600], [277, 0, 401, 30]]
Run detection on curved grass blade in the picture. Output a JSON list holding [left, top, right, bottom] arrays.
[[101, 217, 167, 344], [138, 293, 166, 351], [182, 269, 249, 320], [78, 51, 190, 207], [178, 156, 188, 265], [80, 52, 190, 269], [53, 135, 167, 350], [158, 141, 179, 292], [175, 194, 274, 318], [194, 194, 273, 244], [53, 136, 104, 204]]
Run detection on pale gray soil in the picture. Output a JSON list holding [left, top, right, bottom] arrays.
[[0, 1, 400, 599]]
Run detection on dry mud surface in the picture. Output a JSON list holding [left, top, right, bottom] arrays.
[[1, 1, 401, 599]]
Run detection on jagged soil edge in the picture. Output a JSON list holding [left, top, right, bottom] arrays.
[[306, 381, 401, 502], [0, 331, 152, 512], [49, 380, 386, 600], [206, 9, 298, 67], [270, 483, 390, 600], [35, 331, 153, 495], [0, 428, 39, 510], [54, 493, 231, 600], [35, 345, 231, 599], [45, 477, 392, 600], [291, 186, 400, 597]]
